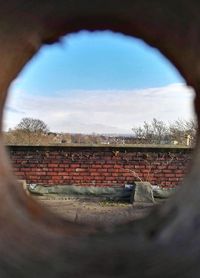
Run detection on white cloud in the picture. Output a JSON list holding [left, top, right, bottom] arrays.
[[3, 83, 195, 134]]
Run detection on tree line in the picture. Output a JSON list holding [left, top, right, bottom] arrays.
[[3, 117, 197, 146], [132, 118, 197, 146]]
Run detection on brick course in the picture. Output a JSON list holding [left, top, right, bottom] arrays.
[[7, 145, 193, 188]]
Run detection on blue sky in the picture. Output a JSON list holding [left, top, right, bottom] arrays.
[[4, 31, 194, 134]]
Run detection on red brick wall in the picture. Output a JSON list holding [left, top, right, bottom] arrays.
[[7, 145, 193, 188]]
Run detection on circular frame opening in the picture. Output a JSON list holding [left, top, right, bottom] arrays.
[[0, 1, 200, 277]]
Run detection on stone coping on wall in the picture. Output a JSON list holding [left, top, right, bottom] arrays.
[[6, 144, 193, 153]]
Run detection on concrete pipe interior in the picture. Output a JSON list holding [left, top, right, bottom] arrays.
[[0, 1, 200, 277]]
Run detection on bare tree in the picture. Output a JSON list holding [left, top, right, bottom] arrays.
[[169, 119, 197, 146], [132, 118, 169, 144], [8, 118, 50, 145], [151, 118, 168, 144], [16, 118, 49, 133]]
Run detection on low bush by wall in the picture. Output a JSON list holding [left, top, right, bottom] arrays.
[[7, 145, 193, 188]]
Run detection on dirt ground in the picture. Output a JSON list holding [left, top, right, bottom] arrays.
[[36, 196, 159, 227]]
